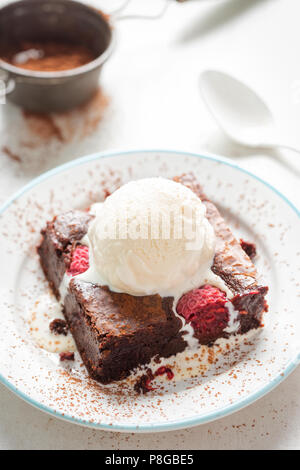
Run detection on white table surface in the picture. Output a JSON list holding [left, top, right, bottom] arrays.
[[0, 0, 299, 450]]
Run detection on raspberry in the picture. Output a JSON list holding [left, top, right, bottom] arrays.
[[59, 352, 74, 361], [176, 285, 229, 344], [155, 366, 174, 380], [67, 245, 89, 276]]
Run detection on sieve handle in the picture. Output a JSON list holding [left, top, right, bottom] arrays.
[[0, 71, 15, 100], [111, 0, 170, 22]]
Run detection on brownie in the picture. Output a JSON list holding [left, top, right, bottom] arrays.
[[38, 210, 93, 298], [38, 212, 186, 384], [64, 282, 185, 383], [38, 175, 268, 384]]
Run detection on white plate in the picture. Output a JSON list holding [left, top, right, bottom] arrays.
[[0, 149, 299, 432]]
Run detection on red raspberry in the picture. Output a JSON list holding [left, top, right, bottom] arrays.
[[155, 366, 174, 380], [59, 352, 74, 361], [176, 285, 229, 344], [67, 245, 89, 276]]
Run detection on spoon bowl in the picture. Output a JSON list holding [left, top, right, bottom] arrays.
[[200, 69, 300, 154], [200, 70, 277, 148]]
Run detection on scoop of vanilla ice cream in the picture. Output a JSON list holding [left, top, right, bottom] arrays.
[[85, 178, 216, 296]]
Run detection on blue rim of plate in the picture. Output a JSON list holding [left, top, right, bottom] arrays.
[[0, 148, 299, 432]]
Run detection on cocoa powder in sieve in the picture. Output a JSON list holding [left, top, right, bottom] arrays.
[[1, 40, 96, 72]]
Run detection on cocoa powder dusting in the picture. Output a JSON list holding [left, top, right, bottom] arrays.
[[2, 146, 21, 162], [2, 88, 109, 167], [22, 111, 65, 142], [23, 88, 108, 143]]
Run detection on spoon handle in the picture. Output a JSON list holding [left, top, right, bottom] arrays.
[[276, 143, 300, 154], [260, 139, 300, 154]]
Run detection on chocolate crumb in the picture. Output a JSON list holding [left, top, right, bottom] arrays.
[[59, 351, 75, 361], [50, 318, 69, 336], [134, 366, 174, 394], [240, 239, 257, 259], [103, 189, 111, 199], [134, 368, 154, 394]]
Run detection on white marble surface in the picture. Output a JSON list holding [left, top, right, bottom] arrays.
[[0, 0, 299, 450]]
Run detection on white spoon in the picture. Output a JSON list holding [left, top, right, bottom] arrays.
[[199, 70, 300, 153]]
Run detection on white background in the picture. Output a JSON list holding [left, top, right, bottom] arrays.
[[0, 0, 299, 450]]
